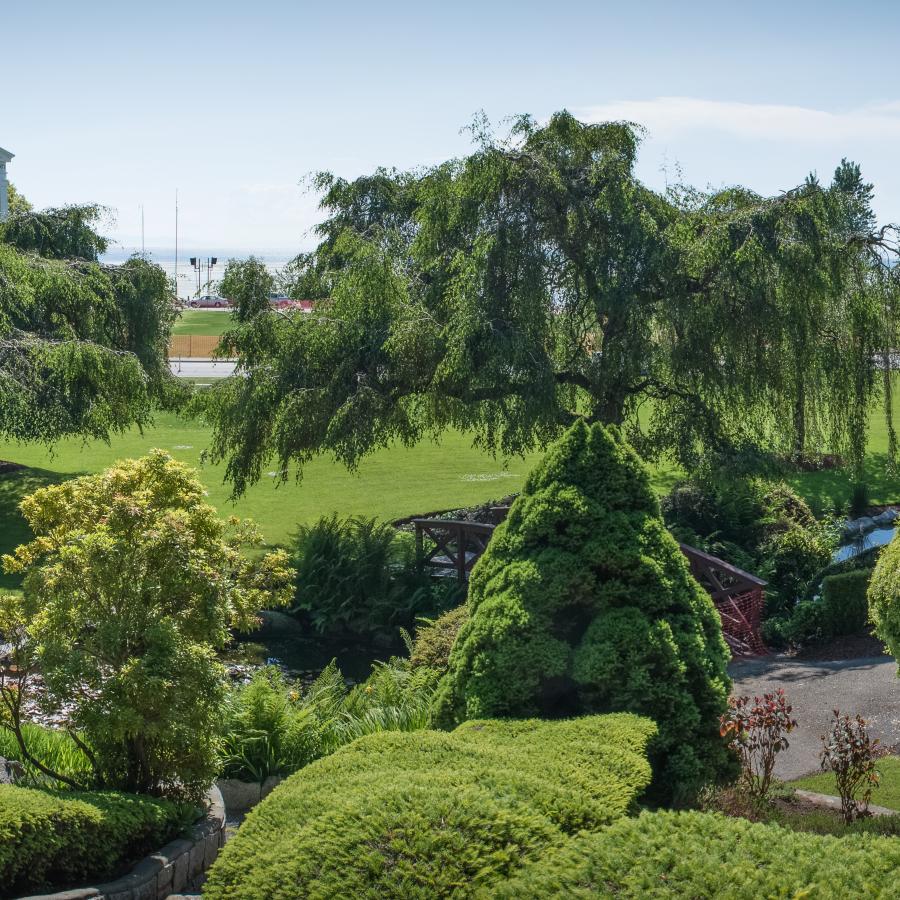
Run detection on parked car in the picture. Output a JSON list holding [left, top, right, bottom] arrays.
[[189, 295, 231, 308]]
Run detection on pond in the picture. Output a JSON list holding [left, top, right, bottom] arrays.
[[233, 611, 395, 684], [833, 526, 897, 563]]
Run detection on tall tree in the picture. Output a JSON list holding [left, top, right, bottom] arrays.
[[204, 113, 895, 493]]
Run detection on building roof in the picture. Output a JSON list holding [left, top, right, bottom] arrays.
[[0, 147, 13, 163]]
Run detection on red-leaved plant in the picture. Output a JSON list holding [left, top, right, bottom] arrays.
[[820, 710, 882, 823], [720, 689, 797, 799]]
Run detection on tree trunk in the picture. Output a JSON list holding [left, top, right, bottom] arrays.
[[884, 348, 897, 473], [793, 375, 806, 461]]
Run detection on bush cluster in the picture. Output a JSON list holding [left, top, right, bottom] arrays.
[[290, 514, 461, 640], [495, 810, 900, 898], [0, 784, 191, 898], [203, 714, 656, 899], [433, 422, 734, 801], [0, 452, 293, 800], [778, 568, 872, 646], [868, 537, 900, 659], [663, 472, 834, 623]]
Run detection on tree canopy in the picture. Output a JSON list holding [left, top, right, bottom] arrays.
[[0, 200, 177, 442], [205, 112, 898, 493]]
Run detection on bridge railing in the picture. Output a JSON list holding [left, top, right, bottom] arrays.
[[412, 519, 496, 581]]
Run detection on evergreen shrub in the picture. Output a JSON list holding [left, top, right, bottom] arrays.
[[409, 604, 468, 671], [495, 810, 900, 898], [203, 714, 656, 899], [0, 784, 190, 898], [867, 538, 900, 658], [433, 421, 733, 799]]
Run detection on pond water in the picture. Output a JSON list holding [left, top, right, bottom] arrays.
[[253, 632, 387, 683], [833, 526, 897, 563]]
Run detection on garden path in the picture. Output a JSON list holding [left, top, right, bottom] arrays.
[[729, 652, 900, 779]]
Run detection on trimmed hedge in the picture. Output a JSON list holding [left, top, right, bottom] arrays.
[[0, 784, 190, 898], [821, 568, 871, 636], [495, 810, 900, 897], [203, 714, 656, 899], [433, 421, 734, 801], [781, 569, 873, 646]]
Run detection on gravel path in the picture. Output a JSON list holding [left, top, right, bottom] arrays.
[[730, 653, 900, 779]]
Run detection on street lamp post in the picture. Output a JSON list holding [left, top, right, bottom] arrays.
[[188, 256, 218, 299]]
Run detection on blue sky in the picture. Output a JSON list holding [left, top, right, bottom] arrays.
[[5, 0, 900, 256]]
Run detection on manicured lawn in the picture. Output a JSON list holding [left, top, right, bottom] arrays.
[[0, 413, 669, 589], [792, 756, 900, 810], [171, 309, 235, 336]]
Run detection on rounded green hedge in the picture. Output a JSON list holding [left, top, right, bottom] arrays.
[[868, 536, 900, 659], [203, 714, 656, 899], [0, 784, 190, 898], [495, 809, 900, 898], [433, 421, 734, 800]]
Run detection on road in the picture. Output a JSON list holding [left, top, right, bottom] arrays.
[[730, 653, 900, 779], [169, 359, 236, 379]]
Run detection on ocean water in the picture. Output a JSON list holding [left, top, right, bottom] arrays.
[[101, 249, 292, 299]]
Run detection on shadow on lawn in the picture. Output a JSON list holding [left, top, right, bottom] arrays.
[[0, 465, 72, 591]]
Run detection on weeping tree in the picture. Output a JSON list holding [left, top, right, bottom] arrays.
[[204, 112, 897, 493], [0, 202, 177, 443]]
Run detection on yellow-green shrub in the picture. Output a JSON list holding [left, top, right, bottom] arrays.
[[868, 537, 900, 658], [495, 809, 900, 898], [0, 784, 190, 898], [203, 714, 655, 899], [410, 604, 468, 671]]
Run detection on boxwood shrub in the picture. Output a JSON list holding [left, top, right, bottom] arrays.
[[203, 713, 656, 899], [820, 568, 871, 636], [0, 784, 191, 898], [496, 810, 900, 897]]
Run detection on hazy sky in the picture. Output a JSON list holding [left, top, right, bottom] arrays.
[[5, 0, 900, 257]]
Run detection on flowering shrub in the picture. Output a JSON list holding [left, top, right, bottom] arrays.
[[820, 710, 881, 823], [720, 689, 797, 799]]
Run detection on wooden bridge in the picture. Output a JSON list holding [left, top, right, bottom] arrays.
[[412, 514, 767, 656]]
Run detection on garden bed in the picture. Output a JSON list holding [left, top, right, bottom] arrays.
[[7, 786, 225, 900]]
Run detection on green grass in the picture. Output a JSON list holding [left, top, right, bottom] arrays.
[[2, 382, 898, 593], [171, 309, 235, 336], [792, 756, 900, 811], [0, 414, 688, 589]]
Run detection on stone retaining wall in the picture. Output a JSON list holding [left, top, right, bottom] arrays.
[[16, 786, 226, 900]]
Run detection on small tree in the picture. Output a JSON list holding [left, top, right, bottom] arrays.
[[433, 421, 735, 801], [820, 710, 881, 823], [719, 690, 797, 800], [0, 451, 293, 800]]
